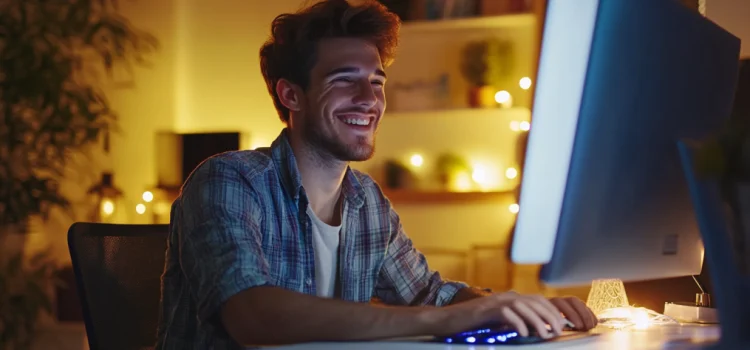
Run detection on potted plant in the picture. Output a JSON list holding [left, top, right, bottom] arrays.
[[460, 38, 513, 108], [0, 1, 156, 348]]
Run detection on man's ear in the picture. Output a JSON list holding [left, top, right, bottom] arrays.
[[276, 79, 303, 112]]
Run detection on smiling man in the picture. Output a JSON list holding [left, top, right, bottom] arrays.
[[155, 1, 597, 349]]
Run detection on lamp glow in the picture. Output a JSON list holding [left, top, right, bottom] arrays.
[[142, 191, 154, 202], [136, 204, 146, 215], [410, 154, 424, 167], [471, 165, 488, 184], [519, 77, 532, 90], [519, 121, 531, 131], [101, 200, 115, 216], [510, 121, 521, 132], [494, 90, 511, 104], [505, 167, 518, 179], [249, 138, 267, 150], [453, 172, 473, 192], [509, 203, 520, 214]]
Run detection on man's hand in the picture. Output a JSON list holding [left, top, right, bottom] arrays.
[[431, 292, 597, 339], [549, 296, 598, 331]]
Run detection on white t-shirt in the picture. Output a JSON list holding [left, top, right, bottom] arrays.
[[306, 205, 344, 298]]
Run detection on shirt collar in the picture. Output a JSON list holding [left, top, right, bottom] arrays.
[[270, 129, 365, 209]]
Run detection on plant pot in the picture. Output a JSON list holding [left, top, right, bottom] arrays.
[[467, 85, 496, 108]]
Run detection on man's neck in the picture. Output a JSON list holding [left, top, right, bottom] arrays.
[[290, 136, 347, 226]]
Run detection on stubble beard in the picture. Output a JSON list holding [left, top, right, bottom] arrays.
[[303, 115, 375, 164]]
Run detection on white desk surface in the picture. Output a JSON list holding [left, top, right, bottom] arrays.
[[272, 324, 720, 350]]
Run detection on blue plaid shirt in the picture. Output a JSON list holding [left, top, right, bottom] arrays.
[[156, 130, 468, 349]]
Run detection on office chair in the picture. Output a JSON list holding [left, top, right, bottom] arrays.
[[68, 222, 168, 350]]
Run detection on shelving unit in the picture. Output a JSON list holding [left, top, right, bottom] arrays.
[[157, 186, 515, 205], [382, 189, 514, 204], [400, 13, 536, 33], [385, 106, 530, 119]]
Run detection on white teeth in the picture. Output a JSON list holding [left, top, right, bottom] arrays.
[[345, 118, 370, 126]]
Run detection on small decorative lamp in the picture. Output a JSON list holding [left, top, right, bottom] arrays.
[[87, 172, 125, 223], [586, 278, 630, 315]]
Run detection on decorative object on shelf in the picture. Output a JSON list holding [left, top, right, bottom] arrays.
[[436, 153, 473, 191], [478, 0, 530, 16], [400, 0, 539, 22], [87, 173, 126, 223], [460, 38, 514, 108], [384, 160, 417, 190], [156, 131, 242, 189], [384, 189, 512, 203], [423, 0, 478, 20], [388, 74, 451, 112], [378, 0, 414, 21]]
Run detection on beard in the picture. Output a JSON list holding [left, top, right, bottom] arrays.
[[302, 113, 376, 163]]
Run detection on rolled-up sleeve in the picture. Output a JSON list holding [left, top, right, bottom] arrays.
[[374, 208, 469, 307], [176, 156, 270, 324]]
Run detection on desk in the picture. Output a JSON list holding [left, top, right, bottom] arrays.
[[272, 324, 720, 350]]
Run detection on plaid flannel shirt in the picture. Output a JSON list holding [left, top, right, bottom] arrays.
[[155, 129, 468, 349]]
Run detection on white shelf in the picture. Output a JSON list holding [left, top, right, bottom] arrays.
[[385, 107, 530, 119], [400, 13, 536, 33], [383, 189, 515, 203]]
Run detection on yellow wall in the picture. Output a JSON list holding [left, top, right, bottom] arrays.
[[707, 0, 750, 58], [110, 0, 180, 215], [171, 0, 293, 144]]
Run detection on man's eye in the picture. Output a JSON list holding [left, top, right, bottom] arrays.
[[333, 77, 353, 83]]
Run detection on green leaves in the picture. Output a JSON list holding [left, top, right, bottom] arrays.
[[0, 0, 157, 226], [0, 250, 58, 350], [460, 38, 514, 87]]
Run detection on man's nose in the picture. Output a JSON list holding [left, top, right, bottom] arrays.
[[352, 81, 377, 108]]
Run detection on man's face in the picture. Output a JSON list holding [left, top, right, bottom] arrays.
[[297, 37, 386, 162]]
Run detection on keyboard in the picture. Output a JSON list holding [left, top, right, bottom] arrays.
[[435, 326, 546, 345], [434, 325, 591, 346]]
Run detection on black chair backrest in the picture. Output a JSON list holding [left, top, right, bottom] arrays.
[[68, 222, 168, 350]]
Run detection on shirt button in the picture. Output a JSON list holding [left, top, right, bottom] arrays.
[[305, 278, 312, 285]]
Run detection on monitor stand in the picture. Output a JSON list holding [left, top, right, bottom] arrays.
[[675, 140, 750, 350]]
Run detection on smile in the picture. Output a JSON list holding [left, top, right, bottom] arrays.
[[336, 113, 376, 128], [344, 118, 370, 126]]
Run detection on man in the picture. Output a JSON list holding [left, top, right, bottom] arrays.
[[156, 0, 597, 348]]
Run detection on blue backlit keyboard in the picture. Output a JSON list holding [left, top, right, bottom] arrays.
[[435, 327, 547, 345]]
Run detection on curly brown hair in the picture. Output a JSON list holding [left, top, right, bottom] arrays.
[[259, 0, 400, 123]]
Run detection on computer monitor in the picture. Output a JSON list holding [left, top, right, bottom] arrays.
[[510, 0, 740, 287]]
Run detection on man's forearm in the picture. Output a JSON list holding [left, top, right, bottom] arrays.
[[448, 286, 493, 305], [221, 286, 445, 346]]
